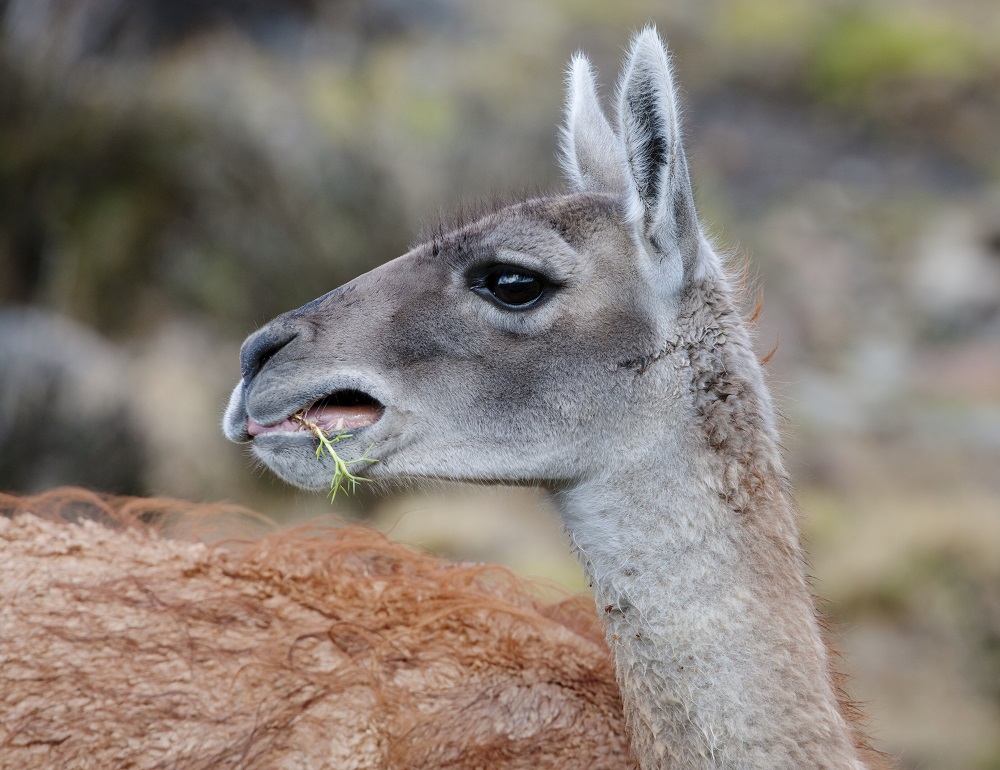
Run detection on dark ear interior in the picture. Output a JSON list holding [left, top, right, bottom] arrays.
[[616, 29, 700, 272]]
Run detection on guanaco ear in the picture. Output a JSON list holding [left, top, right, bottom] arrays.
[[616, 27, 701, 282], [559, 53, 628, 194]]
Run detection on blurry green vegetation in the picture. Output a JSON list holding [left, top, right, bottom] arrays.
[[0, 66, 188, 332], [715, 1, 988, 92], [712, 0, 821, 57], [807, 9, 982, 102], [0, 53, 405, 337], [709, 1, 999, 169]]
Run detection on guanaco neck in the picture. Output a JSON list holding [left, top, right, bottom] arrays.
[[552, 280, 868, 770]]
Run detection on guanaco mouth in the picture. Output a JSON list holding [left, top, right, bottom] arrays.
[[247, 390, 385, 438]]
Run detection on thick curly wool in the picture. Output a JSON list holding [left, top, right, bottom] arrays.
[[678, 277, 791, 515], [0, 490, 634, 770]]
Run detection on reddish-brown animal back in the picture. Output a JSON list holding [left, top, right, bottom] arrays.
[[0, 488, 635, 769]]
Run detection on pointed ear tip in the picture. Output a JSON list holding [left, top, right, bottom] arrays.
[[567, 51, 594, 76], [636, 23, 663, 42], [566, 54, 602, 103], [630, 25, 670, 57]]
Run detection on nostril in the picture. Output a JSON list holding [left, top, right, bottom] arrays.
[[240, 327, 298, 386]]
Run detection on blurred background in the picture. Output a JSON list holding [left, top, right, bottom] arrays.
[[1, 1, 998, 766]]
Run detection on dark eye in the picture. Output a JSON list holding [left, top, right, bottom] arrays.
[[476, 266, 546, 308]]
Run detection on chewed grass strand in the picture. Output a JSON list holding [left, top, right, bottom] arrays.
[[292, 413, 379, 501]]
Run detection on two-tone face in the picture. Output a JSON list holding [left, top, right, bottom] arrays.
[[222, 194, 664, 492]]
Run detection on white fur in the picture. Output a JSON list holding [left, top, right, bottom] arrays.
[[559, 53, 628, 194]]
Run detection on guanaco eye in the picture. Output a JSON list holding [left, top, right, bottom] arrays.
[[475, 266, 546, 308]]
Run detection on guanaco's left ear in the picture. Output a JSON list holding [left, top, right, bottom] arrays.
[[616, 28, 701, 281], [559, 52, 628, 194]]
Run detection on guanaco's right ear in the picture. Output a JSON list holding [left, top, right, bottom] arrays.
[[559, 53, 628, 194]]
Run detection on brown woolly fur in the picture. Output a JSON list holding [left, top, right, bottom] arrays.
[[0, 488, 635, 770], [0, 486, 275, 541]]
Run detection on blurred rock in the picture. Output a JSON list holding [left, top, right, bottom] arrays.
[[0, 307, 146, 493], [128, 317, 247, 501], [910, 188, 1000, 339]]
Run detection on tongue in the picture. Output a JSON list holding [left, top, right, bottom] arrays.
[[248, 404, 382, 438]]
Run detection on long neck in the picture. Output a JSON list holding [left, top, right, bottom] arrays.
[[553, 283, 869, 770]]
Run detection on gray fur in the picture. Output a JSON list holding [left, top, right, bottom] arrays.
[[224, 27, 876, 770]]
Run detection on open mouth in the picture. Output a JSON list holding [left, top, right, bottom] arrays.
[[247, 389, 385, 438]]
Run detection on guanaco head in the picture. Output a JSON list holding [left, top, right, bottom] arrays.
[[223, 28, 725, 494]]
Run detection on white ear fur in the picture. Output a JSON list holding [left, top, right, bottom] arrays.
[[559, 53, 627, 194], [616, 27, 700, 272]]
